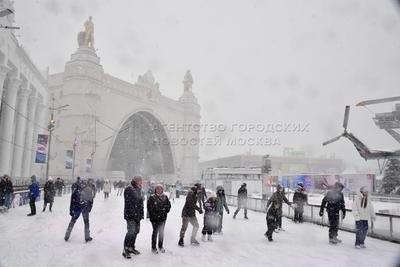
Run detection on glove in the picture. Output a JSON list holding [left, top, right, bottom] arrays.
[[70, 210, 74, 217], [342, 212, 346, 220], [227, 209, 230, 214], [199, 209, 203, 214], [319, 211, 323, 217]]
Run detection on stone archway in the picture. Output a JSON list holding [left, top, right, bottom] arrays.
[[107, 111, 175, 179]]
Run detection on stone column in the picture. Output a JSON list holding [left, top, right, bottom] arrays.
[[11, 85, 31, 178], [30, 102, 47, 176], [0, 64, 10, 101], [0, 77, 22, 175], [21, 93, 39, 178]]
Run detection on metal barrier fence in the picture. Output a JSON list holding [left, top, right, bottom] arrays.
[[226, 195, 400, 243]]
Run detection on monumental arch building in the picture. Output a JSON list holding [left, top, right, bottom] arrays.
[[48, 20, 200, 183]]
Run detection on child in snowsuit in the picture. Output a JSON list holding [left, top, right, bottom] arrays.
[[202, 196, 219, 242], [265, 200, 280, 242]]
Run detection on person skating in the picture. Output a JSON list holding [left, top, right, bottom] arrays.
[[266, 185, 291, 231], [352, 186, 376, 249], [178, 185, 203, 247], [147, 184, 171, 254], [103, 179, 111, 199], [265, 197, 280, 242], [123, 176, 144, 259], [169, 185, 176, 203], [233, 183, 248, 219], [64, 178, 95, 242], [55, 177, 65, 197], [201, 196, 219, 242], [43, 177, 56, 212], [0, 175, 6, 208], [319, 182, 346, 244], [2, 175, 13, 210], [215, 186, 229, 234], [27, 175, 40, 216], [293, 183, 308, 223]]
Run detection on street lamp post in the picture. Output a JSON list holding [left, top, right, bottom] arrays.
[[45, 97, 69, 180]]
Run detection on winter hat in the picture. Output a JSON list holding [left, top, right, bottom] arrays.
[[277, 184, 282, 191], [360, 186, 368, 193], [298, 182, 304, 188], [48, 176, 53, 181], [155, 184, 164, 194], [242, 183, 246, 187], [31, 175, 36, 181]]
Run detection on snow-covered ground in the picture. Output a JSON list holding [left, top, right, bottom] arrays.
[[0, 191, 399, 267]]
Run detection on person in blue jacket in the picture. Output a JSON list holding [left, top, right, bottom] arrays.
[[27, 175, 40, 216]]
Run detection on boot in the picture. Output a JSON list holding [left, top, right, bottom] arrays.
[[201, 235, 206, 241], [85, 237, 93, 243], [207, 235, 213, 242], [159, 247, 166, 253], [64, 230, 71, 242], [122, 247, 132, 259], [329, 238, 338, 244], [191, 238, 200, 245], [178, 238, 184, 247], [333, 237, 342, 243], [268, 236, 273, 242], [128, 248, 140, 255], [152, 248, 159, 254]]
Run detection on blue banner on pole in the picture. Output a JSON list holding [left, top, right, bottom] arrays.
[[35, 134, 48, 164]]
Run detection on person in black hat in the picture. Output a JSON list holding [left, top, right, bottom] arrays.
[[293, 182, 308, 223], [319, 182, 346, 244], [233, 183, 248, 219], [266, 185, 291, 230]]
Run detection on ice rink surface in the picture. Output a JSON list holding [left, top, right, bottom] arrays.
[[0, 191, 399, 267]]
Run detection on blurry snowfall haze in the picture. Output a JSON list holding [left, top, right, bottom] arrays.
[[15, 0, 400, 171]]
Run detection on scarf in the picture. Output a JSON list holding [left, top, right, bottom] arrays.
[[361, 195, 367, 209]]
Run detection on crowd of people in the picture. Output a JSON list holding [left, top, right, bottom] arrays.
[[0, 173, 378, 258]]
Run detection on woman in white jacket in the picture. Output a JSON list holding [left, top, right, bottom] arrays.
[[352, 186, 376, 249]]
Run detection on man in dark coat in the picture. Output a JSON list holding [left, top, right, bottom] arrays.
[[55, 177, 65, 196], [147, 184, 171, 254], [319, 182, 346, 244], [0, 175, 6, 207], [43, 177, 56, 212], [265, 197, 281, 242], [233, 183, 248, 219], [27, 175, 40, 216], [64, 178, 94, 242], [2, 175, 13, 209], [122, 176, 144, 259], [266, 185, 291, 230], [178, 185, 203, 247], [293, 183, 308, 223]]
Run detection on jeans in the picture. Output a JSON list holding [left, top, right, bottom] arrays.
[[5, 193, 13, 209], [355, 220, 368, 246], [217, 212, 224, 233], [65, 208, 90, 240], [328, 212, 339, 239], [151, 221, 166, 249], [180, 216, 199, 240], [124, 220, 140, 249], [29, 196, 37, 215]]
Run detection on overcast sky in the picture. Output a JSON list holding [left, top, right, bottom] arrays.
[[14, 0, 400, 170]]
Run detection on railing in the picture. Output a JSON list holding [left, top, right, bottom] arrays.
[[226, 195, 400, 243], [0, 185, 72, 212]]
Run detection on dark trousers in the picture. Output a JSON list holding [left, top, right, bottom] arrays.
[[43, 201, 53, 211], [104, 192, 109, 199], [277, 208, 282, 228], [29, 196, 37, 215], [217, 212, 224, 233], [124, 220, 140, 249], [294, 206, 304, 223], [355, 220, 368, 245], [328, 212, 339, 239], [151, 221, 166, 249], [180, 216, 199, 240], [65, 208, 90, 240], [266, 215, 278, 238], [57, 189, 62, 196]]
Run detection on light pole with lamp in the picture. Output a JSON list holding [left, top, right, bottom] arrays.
[[0, 8, 20, 29], [45, 97, 69, 180]]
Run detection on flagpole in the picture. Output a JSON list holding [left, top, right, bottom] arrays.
[[72, 137, 77, 180]]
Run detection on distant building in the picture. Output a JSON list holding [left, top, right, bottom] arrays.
[[199, 153, 345, 176]]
